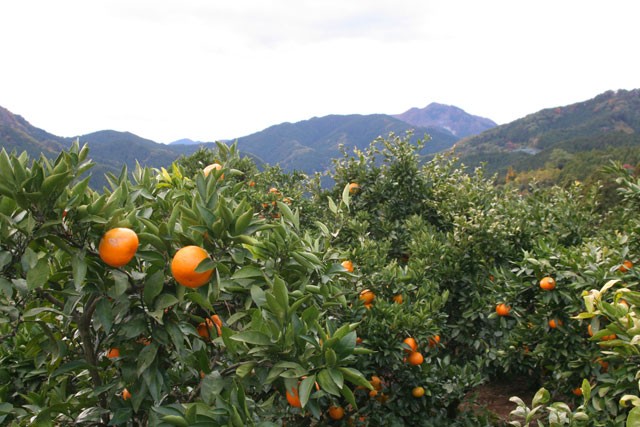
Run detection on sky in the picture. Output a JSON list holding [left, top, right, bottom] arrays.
[[1, 1, 639, 144]]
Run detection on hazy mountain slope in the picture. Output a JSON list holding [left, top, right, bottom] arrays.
[[393, 102, 497, 138], [235, 114, 458, 172], [453, 89, 640, 175]]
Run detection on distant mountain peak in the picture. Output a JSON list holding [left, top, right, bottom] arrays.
[[393, 103, 497, 138]]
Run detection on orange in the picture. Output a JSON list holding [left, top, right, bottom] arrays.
[[364, 303, 372, 310], [359, 289, 375, 304], [209, 314, 223, 336], [356, 337, 363, 345], [348, 182, 360, 194], [368, 389, 378, 398], [392, 294, 403, 304], [370, 375, 382, 390], [171, 246, 214, 288], [403, 337, 418, 353], [197, 322, 210, 339], [619, 260, 633, 272], [248, 180, 256, 187], [572, 387, 582, 396], [539, 276, 556, 291], [412, 386, 425, 398], [107, 347, 120, 359], [548, 319, 563, 329], [98, 228, 139, 267], [203, 163, 223, 178], [588, 324, 594, 337], [428, 335, 441, 348], [286, 386, 302, 408], [328, 406, 345, 420], [407, 351, 424, 366], [341, 260, 354, 272], [496, 303, 511, 317], [122, 388, 131, 400], [596, 357, 609, 371], [601, 333, 617, 341], [268, 187, 281, 196]]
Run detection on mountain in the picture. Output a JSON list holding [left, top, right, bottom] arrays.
[[169, 138, 208, 146], [393, 102, 497, 138], [0, 102, 489, 187], [453, 89, 640, 180], [235, 114, 459, 172], [0, 106, 69, 157]]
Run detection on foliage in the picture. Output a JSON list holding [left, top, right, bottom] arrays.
[[2, 131, 640, 426]]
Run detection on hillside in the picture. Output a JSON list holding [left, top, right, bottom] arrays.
[[235, 114, 458, 172], [0, 106, 69, 157], [393, 102, 497, 138], [454, 89, 640, 181]]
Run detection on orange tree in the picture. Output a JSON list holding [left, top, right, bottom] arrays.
[[0, 142, 371, 426]]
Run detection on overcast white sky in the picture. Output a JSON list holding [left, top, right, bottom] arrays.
[[1, 1, 638, 143]]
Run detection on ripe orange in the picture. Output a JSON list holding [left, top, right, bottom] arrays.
[[268, 187, 281, 196], [197, 322, 210, 339], [403, 337, 418, 353], [359, 289, 375, 304], [428, 335, 441, 348], [496, 303, 511, 317], [412, 386, 425, 398], [98, 228, 139, 267], [363, 303, 372, 310], [248, 180, 256, 187], [588, 324, 594, 337], [548, 319, 563, 329], [539, 276, 556, 291], [368, 389, 378, 398], [601, 333, 617, 341], [171, 246, 214, 288], [328, 406, 345, 420], [572, 387, 582, 396], [203, 163, 223, 178], [341, 260, 354, 273], [407, 351, 424, 366], [596, 357, 609, 371], [392, 294, 403, 304], [370, 375, 382, 390], [348, 182, 360, 194], [209, 314, 223, 336], [286, 386, 302, 408], [122, 388, 131, 400], [619, 260, 634, 272], [107, 347, 120, 359]]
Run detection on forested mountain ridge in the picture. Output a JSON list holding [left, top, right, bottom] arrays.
[[453, 89, 640, 182]]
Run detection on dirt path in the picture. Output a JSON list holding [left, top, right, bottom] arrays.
[[461, 376, 539, 423]]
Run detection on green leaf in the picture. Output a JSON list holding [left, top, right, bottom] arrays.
[[26, 257, 49, 290], [109, 270, 129, 298], [155, 294, 179, 311], [341, 385, 357, 410], [236, 362, 256, 378], [234, 208, 254, 235], [137, 343, 158, 376], [161, 415, 189, 427], [627, 407, 640, 427], [52, 360, 93, 377], [95, 298, 114, 334], [185, 292, 215, 312], [299, 375, 316, 408], [531, 387, 550, 407], [273, 276, 289, 313], [232, 266, 263, 279], [317, 368, 341, 396], [143, 270, 165, 306], [201, 371, 225, 405], [230, 331, 271, 346], [338, 367, 373, 390], [71, 251, 87, 289]]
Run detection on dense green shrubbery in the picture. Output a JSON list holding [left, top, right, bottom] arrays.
[[1, 135, 639, 426]]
